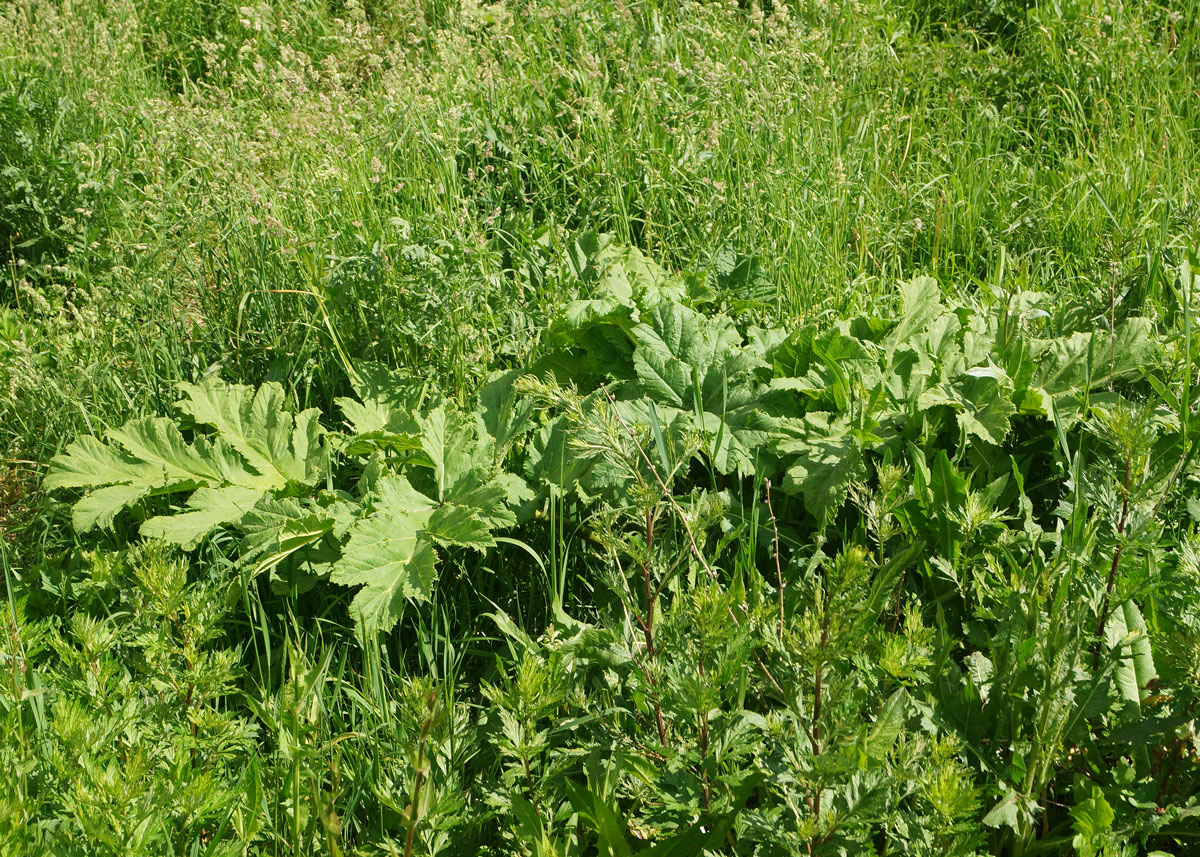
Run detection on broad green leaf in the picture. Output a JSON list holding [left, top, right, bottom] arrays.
[[954, 374, 1018, 445], [72, 482, 154, 532], [177, 378, 324, 486], [239, 497, 339, 577], [46, 379, 328, 542], [563, 780, 634, 857], [140, 485, 267, 549], [335, 524, 436, 637], [1105, 600, 1158, 719], [337, 364, 423, 440], [444, 469, 517, 529], [419, 405, 479, 502], [425, 503, 495, 550], [1070, 785, 1115, 857], [776, 414, 865, 525], [528, 417, 599, 493], [337, 396, 418, 439], [330, 476, 438, 636], [886, 276, 945, 348], [1035, 318, 1158, 396], [632, 302, 761, 410], [982, 786, 1036, 832], [106, 417, 223, 485], [46, 428, 186, 491], [634, 345, 689, 408], [865, 689, 910, 759], [631, 302, 710, 407], [964, 651, 994, 704], [478, 369, 535, 459], [1121, 600, 1157, 692], [928, 451, 967, 559]]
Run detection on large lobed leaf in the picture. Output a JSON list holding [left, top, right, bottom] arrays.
[[329, 405, 519, 638], [45, 378, 327, 537], [331, 476, 438, 637]]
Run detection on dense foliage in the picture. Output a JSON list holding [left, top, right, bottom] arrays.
[[3, 0, 1200, 855]]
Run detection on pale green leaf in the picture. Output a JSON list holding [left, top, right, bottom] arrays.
[[776, 414, 865, 524], [982, 786, 1036, 831], [176, 378, 324, 486], [1070, 786, 1115, 857], [239, 497, 337, 576], [330, 476, 438, 636], [106, 417, 221, 485], [72, 482, 153, 532], [45, 434, 161, 490], [140, 485, 267, 549], [887, 276, 945, 348], [419, 405, 479, 502], [444, 469, 516, 529], [957, 374, 1018, 445], [426, 504, 495, 550], [865, 689, 910, 759]]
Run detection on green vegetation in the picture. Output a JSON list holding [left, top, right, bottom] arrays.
[[3, 0, 1200, 854]]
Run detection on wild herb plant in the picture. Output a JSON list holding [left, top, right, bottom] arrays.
[[24, 236, 1199, 854]]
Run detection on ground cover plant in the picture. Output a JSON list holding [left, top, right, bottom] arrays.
[[3, 0, 1200, 854]]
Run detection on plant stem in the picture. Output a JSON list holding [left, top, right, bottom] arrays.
[[1092, 454, 1131, 671], [764, 479, 784, 643], [602, 385, 716, 579], [404, 690, 437, 857], [640, 508, 668, 746]]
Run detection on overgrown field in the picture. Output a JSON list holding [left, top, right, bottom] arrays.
[[3, 0, 1200, 853]]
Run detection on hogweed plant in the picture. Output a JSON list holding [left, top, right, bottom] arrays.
[[25, 239, 1200, 854]]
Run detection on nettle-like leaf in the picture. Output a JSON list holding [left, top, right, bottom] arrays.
[[45, 378, 326, 537]]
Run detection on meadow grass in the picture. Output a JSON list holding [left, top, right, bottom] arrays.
[[2, 0, 1200, 854]]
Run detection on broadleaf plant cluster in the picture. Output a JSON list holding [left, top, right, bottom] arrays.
[[37, 237, 1200, 854]]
